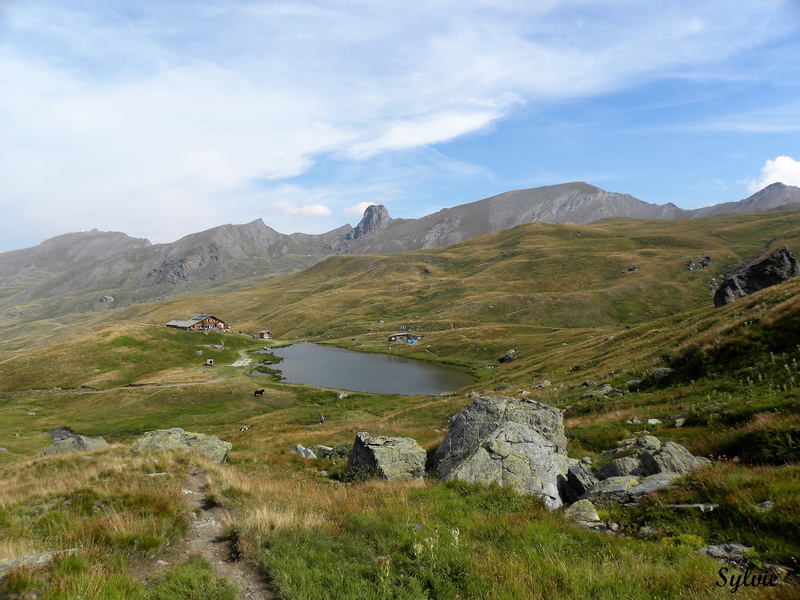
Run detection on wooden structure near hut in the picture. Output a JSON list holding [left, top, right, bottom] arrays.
[[166, 314, 230, 331], [387, 332, 422, 343], [257, 330, 273, 340]]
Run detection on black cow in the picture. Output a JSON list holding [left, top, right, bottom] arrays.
[[254, 389, 265, 397]]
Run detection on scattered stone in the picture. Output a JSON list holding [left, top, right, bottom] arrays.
[[131, 428, 232, 463], [581, 475, 640, 504], [346, 432, 426, 482], [533, 380, 552, 389], [27, 411, 36, 416], [647, 418, 661, 425], [43, 435, 109, 456], [666, 503, 719, 513], [628, 473, 680, 498], [564, 499, 602, 527], [0, 448, 7, 453], [756, 500, 774, 512], [292, 444, 317, 459], [674, 418, 687, 428], [209, 344, 224, 350], [627, 418, 643, 425], [499, 349, 518, 363], [637, 525, 659, 539], [465, 392, 479, 398], [652, 367, 674, 382], [626, 379, 642, 388], [563, 464, 599, 502], [698, 543, 752, 562], [310, 445, 333, 459], [0, 549, 79, 579], [579, 381, 597, 387], [714, 246, 799, 307], [640, 440, 711, 475], [336, 392, 349, 400], [145, 472, 168, 478]]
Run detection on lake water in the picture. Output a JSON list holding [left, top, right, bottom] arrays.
[[251, 343, 473, 395]]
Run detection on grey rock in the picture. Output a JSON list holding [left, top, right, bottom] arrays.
[[336, 392, 349, 400], [626, 379, 642, 387], [698, 543, 752, 562], [439, 422, 569, 509], [564, 499, 602, 526], [563, 464, 599, 502], [533, 380, 552, 389], [580, 475, 640, 504], [714, 246, 799, 307], [346, 432, 426, 482], [640, 441, 711, 475], [627, 418, 643, 425], [310, 444, 333, 459], [499, 349, 518, 363], [629, 473, 680, 498], [674, 418, 687, 428], [599, 455, 643, 479], [637, 525, 659, 539], [647, 418, 661, 425], [652, 367, 674, 381], [432, 396, 567, 475], [292, 444, 317, 459], [43, 435, 109, 455], [756, 500, 774, 512], [666, 503, 719, 513], [131, 427, 232, 463], [0, 549, 79, 578]]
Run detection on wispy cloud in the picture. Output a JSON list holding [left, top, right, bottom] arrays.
[[0, 0, 796, 248]]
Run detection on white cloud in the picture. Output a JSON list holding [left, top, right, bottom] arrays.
[[747, 156, 800, 193], [0, 0, 795, 248], [270, 200, 332, 217], [345, 202, 375, 217]]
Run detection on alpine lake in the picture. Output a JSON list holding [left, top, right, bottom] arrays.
[[250, 342, 474, 395]]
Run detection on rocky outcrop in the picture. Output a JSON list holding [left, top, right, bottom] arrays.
[[352, 205, 392, 239], [43, 435, 109, 455], [432, 396, 567, 472], [131, 428, 232, 463], [564, 436, 710, 504], [431, 396, 568, 508], [438, 421, 570, 509], [564, 499, 603, 528], [713, 246, 799, 307], [346, 432, 426, 482]]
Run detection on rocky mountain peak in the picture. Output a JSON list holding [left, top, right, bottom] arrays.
[[353, 205, 392, 239]]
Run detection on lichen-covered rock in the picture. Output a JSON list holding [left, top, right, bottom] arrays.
[[346, 432, 426, 482], [43, 435, 109, 455], [628, 472, 681, 498], [640, 441, 711, 475], [311, 445, 333, 459], [564, 499, 603, 527], [438, 421, 570, 509], [598, 454, 643, 479], [580, 475, 640, 504], [131, 428, 232, 463], [431, 396, 566, 474], [0, 549, 79, 578]]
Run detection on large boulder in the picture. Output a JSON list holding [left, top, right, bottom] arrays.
[[131, 428, 232, 463], [713, 246, 799, 307], [43, 435, 109, 455], [431, 396, 567, 474], [438, 421, 570, 509], [345, 432, 426, 482]]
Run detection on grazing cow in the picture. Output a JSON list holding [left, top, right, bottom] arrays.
[[239, 426, 250, 432], [254, 389, 265, 397], [319, 413, 325, 425]]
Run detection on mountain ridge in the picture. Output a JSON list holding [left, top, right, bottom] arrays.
[[2, 181, 798, 317]]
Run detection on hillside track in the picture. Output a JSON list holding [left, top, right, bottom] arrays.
[[143, 467, 276, 600]]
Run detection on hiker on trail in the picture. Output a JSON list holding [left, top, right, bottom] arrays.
[[319, 413, 325, 425]]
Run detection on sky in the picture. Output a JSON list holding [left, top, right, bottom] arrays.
[[1, 1, 800, 252]]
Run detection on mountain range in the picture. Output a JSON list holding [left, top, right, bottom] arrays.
[[2, 181, 799, 317]]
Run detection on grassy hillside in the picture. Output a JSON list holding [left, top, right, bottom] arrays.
[[2, 211, 800, 598]]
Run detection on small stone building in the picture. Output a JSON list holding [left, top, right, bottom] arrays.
[[257, 330, 273, 339], [387, 332, 421, 343]]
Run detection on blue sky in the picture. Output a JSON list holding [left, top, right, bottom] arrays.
[[1, 1, 799, 252]]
